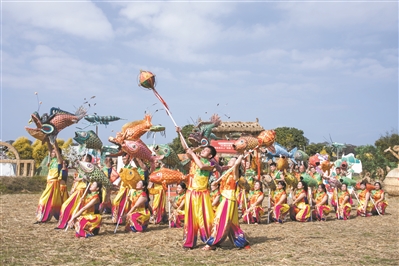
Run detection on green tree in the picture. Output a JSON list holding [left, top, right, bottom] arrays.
[[375, 130, 399, 162], [355, 145, 389, 178], [274, 127, 309, 150], [305, 142, 333, 158], [12, 137, 33, 159], [168, 124, 194, 154], [32, 140, 49, 168]]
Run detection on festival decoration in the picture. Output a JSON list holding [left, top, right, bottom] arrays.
[[300, 174, 318, 188], [74, 130, 103, 150], [294, 150, 309, 162], [138, 70, 188, 147], [264, 142, 297, 164], [152, 144, 190, 172], [232, 136, 259, 153], [84, 115, 122, 126], [188, 114, 222, 147], [122, 139, 159, 173], [77, 161, 111, 188], [119, 167, 142, 190], [26, 106, 87, 144], [149, 168, 188, 191], [257, 130, 276, 153]]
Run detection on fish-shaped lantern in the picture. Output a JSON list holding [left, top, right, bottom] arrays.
[[149, 168, 188, 190]]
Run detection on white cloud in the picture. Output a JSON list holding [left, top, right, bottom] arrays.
[[277, 2, 398, 32], [3, 1, 114, 41]]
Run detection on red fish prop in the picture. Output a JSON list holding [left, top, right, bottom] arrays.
[[309, 155, 320, 167], [122, 139, 158, 173]]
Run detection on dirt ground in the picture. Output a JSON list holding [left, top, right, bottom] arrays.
[[1, 193, 398, 266]]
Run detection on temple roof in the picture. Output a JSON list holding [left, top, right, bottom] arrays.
[[212, 118, 265, 133]]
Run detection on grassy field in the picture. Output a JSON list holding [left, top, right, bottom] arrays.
[[1, 190, 398, 265]]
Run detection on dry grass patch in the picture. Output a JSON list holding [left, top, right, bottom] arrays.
[[1, 193, 398, 265]]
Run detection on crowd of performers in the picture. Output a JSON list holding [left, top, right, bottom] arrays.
[[34, 133, 388, 250]]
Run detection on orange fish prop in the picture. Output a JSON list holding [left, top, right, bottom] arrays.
[[320, 160, 334, 175], [257, 130, 276, 153], [233, 136, 258, 153], [149, 168, 188, 190]]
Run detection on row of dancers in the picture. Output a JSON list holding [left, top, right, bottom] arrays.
[[34, 137, 388, 250]]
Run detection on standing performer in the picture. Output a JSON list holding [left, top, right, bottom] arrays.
[[290, 180, 311, 222], [56, 155, 92, 229], [60, 160, 69, 203], [177, 127, 216, 249], [333, 183, 352, 220], [209, 182, 221, 214], [101, 157, 114, 214], [169, 182, 187, 228], [271, 181, 290, 224], [203, 155, 250, 250], [148, 161, 167, 224], [356, 181, 372, 217], [68, 181, 102, 238], [312, 184, 331, 221], [112, 154, 133, 224], [35, 140, 63, 223], [243, 180, 264, 224], [370, 182, 388, 215], [125, 180, 151, 233]]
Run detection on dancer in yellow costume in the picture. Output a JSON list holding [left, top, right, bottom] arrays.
[[290, 180, 311, 222], [272, 181, 290, 224], [356, 181, 373, 217], [312, 184, 331, 221], [35, 140, 63, 223], [69, 181, 102, 238], [177, 126, 216, 249], [203, 154, 250, 250], [125, 180, 151, 233], [370, 181, 388, 215], [56, 154, 92, 229]]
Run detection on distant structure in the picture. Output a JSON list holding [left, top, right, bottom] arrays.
[[212, 118, 265, 140], [383, 146, 399, 196], [0, 141, 35, 177]]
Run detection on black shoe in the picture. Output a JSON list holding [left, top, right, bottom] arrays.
[[33, 221, 41, 224]]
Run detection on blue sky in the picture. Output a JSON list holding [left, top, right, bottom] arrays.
[[1, 0, 398, 147]]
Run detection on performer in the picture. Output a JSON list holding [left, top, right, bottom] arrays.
[[56, 155, 92, 229], [312, 184, 331, 221], [243, 180, 264, 224], [294, 164, 306, 181], [209, 182, 221, 214], [125, 180, 151, 233], [35, 140, 63, 223], [333, 183, 352, 220], [356, 181, 372, 217], [270, 162, 282, 182], [60, 160, 69, 203], [271, 181, 290, 224], [112, 154, 133, 224], [147, 161, 167, 224], [203, 155, 250, 250], [169, 182, 187, 228], [308, 166, 322, 185], [370, 181, 388, 215], [101, 157, 114, 214], [68, 181, 102, 238], [178, 126, 216, 249], [290, 180, 311, 222]]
